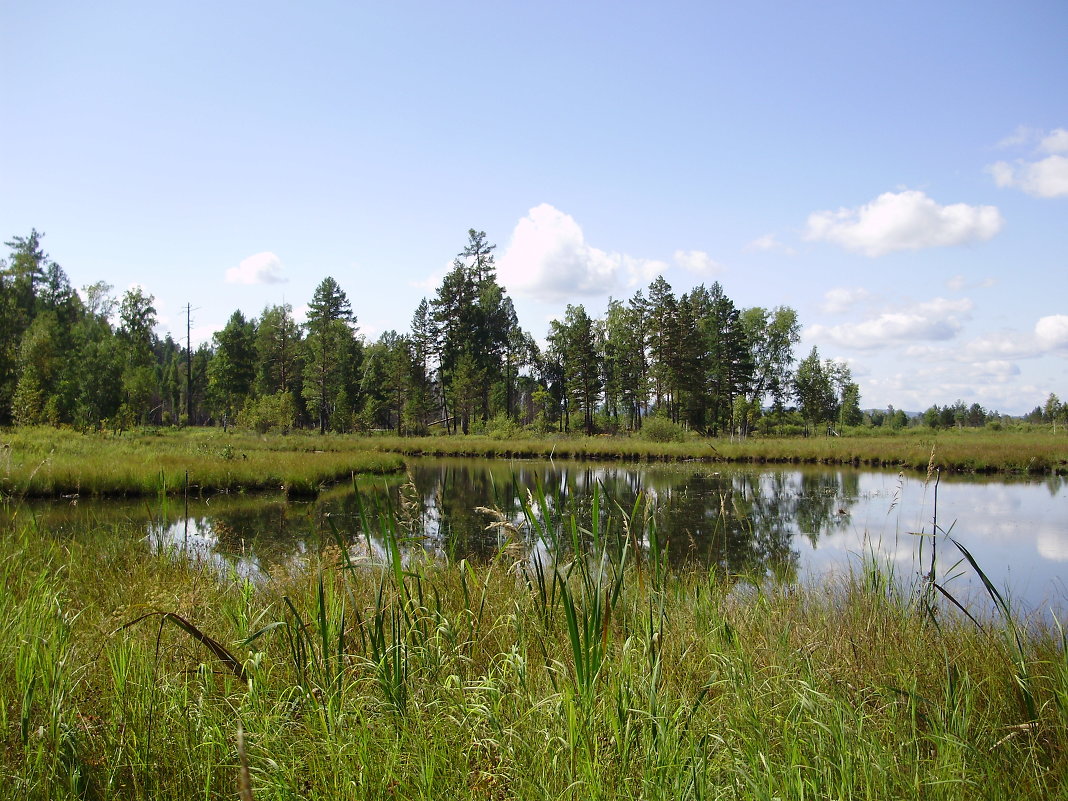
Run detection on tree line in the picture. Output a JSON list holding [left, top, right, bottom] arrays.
[[6, 226, 1012, 438]]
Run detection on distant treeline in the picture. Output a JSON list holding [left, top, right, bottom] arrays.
[[1, 228, 1040, 436]]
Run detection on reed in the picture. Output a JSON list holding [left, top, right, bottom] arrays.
[[1, 486, 1065, 799]]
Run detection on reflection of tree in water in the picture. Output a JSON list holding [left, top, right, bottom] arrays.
[[642, 471, 796, 582], [1044, 475, 1065, 498], [187, 499, 325, 559], [378, 463, 867, 585], [792, 471, 857, 546], [46, 460, 865, 580], [436, 463, 501, 557], [374, 462, 865, 580]]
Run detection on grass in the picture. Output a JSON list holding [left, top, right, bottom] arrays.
[[1, 483, 1065, 799], [0, 427, 405, 498], [1, 425, 1064, 500], [361, 427, 1068, 474]]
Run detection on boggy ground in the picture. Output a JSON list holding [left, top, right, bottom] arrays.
[[359, 427, 1068, 475], [0, 427, 404, 498], [1, 426, 1065, 500], [2, 488, 1065, 800]]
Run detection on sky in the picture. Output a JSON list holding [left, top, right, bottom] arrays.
[[2, 1, 1066, 415]]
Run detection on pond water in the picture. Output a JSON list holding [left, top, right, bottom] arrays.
[[18, 458, 1068, 617]]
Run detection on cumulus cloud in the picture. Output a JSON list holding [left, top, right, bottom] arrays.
[[965, 360, 1021, 380], [804, 190, 1003, 257], [497, 204, 667, 301], [959, 332, 1039, 361], [988, 155, 1068, 198], [1035, 315, 1068, 351], [808, 297, 973, 349], [905, 315, 1068, 364], [226, 252, 287, 285], [822, 287, 872, 314], [987, 127, 1068, 198], [673, 249, 723, 276]]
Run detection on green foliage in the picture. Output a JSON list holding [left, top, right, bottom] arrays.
[[303, 278, 358, 434], [237, 391, 297, 434], [477, 412, 527, 440], [207, 310, 256, 421], [638, 415, 687, 443]]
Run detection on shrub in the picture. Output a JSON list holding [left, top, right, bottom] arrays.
[[637, 415, 686, 443], [237, 391, 296, 434], [480, 413, 527, 440]]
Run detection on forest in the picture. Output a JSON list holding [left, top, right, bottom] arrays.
[[0, 228, 1043, 438]]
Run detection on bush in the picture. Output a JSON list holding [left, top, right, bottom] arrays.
[[237, 391, 296, 434], [637, 415, 686, 443], [479, 413, 527, 440]]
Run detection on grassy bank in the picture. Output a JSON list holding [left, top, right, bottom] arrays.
[[2, 490, 1065, 799], [363, 427, 1068, 474], [1, 426, 1064, 500], [0, 427, 405, 498]]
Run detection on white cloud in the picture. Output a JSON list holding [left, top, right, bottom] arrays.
[[411, 261, 451, 292], [987, 127, 1068, 198], [1037, 527, 1068, 562], [988, 155, 1068, 198], [946, 274, 996, 292], [808, 297, 973, 349], [959, 331, 1039, 361], [907, 315, 1068, 364], [996, 125, 1037, 148], [804, 190, 1003, 257], [497, 203, 666, 301], [863, 369, 1043, 416], [192, 324, 222, 348], [822, 287, 872, 314], [1035, 315, 1068, 351], [1040, 128, 1068, 154], [987, 162, 1016, 188], [226, 252, 287, 285], [673, 249, 723, 276], [965, 360, 1021, 380], [745, 233, 796, 255]]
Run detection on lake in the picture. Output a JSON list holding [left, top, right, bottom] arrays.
[[18, 457, 1068, 617]]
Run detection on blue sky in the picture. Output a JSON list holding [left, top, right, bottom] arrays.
[[2, 1, 1066, 414]]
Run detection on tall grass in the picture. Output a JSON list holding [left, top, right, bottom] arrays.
[[0, 426, 404, 498], [2, 426, 1063, 504], [361, 428, 1068, 475], [1, 485, 1065, 799]]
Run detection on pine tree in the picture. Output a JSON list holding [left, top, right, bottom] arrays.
[[208, 311, 257, 424], [303, 277, 357, 433], [561, 304, 602, 435]]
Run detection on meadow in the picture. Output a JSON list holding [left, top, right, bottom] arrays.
[[1, 426, 1065, 500], [2, 485, 1065, 799], [0, 427, 405, 498], [360, 428, 1068, 474]]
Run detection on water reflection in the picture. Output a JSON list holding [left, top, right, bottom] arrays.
[[12, 458, 1067, 615]]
